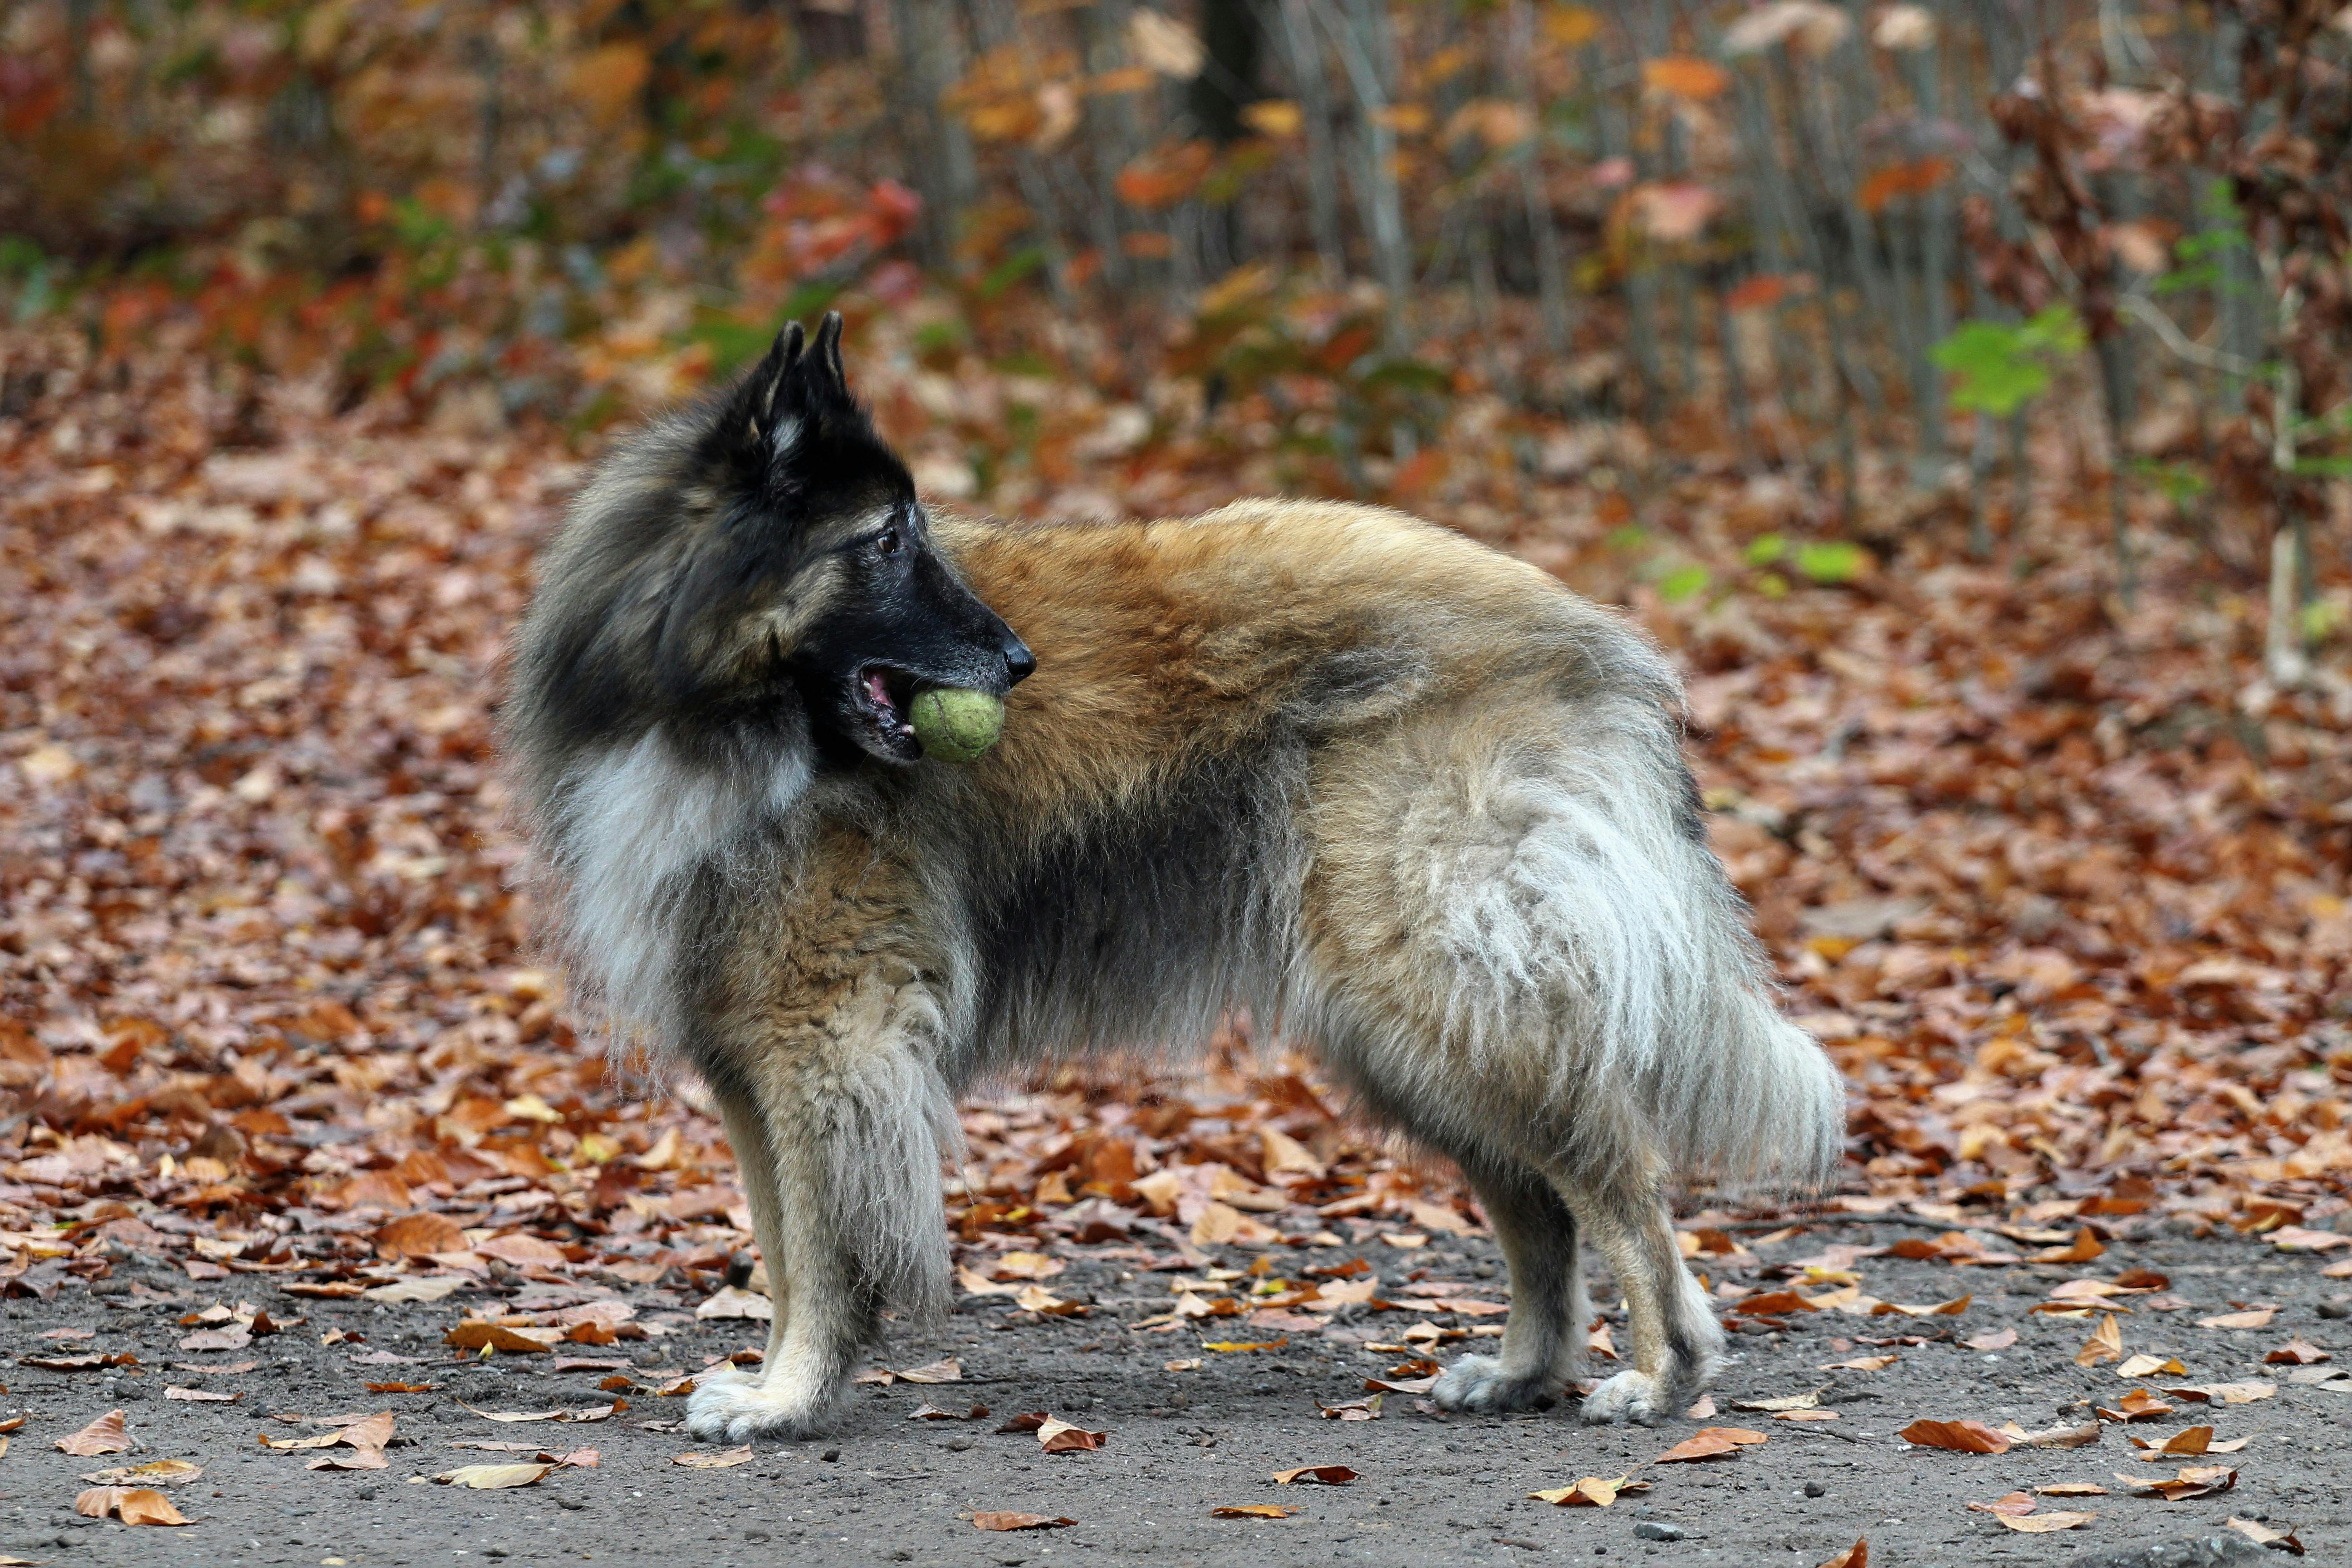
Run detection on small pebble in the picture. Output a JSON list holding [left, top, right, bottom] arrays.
[[1633, 1522, 1686, 1542], [1804, 1481, 1827, 1499], [821, 1447, 841, 1462]]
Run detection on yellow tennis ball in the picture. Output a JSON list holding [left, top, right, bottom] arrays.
[[909, 687, 1004, 763]]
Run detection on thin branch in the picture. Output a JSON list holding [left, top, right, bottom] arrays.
[[2116, 294, 2254, 376]]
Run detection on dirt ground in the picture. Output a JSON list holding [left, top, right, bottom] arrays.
[[3, 1218, 2346, 1568]]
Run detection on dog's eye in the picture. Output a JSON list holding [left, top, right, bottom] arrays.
[[877, 527, 902, 557]]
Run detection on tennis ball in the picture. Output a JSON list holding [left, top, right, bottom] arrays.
[[909, 686, 1004, 763]]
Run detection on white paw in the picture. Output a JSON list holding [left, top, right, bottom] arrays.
[[684, 1375, 834, 1443], [1431, 1354, 1560, 1414], [1579, 1369, 1671, 1426]]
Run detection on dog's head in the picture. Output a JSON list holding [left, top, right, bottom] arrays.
[[657, 313, 1033, 766]]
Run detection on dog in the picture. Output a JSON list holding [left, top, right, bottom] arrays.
[[503, 314, 1845, 1442]]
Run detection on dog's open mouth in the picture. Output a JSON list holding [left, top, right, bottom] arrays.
[[851, 664, 922, 757]]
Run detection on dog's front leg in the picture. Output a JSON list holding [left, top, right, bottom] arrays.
[[686, 975, 955, 1444]]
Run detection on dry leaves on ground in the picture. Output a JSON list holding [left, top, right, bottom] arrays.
[[1529, 1475, 1650, 1507], [1272, 1465, 1358, 1485], [74, 1487, 192, 1526], [54, 1411, 131, 1456], [972, 1513, 1077, 1531], [1655, 1426, 1769, 1463], [1898, 1418, 2011, 1454]]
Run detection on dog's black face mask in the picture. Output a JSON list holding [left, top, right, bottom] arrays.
[[676, 314, 1033, 767]]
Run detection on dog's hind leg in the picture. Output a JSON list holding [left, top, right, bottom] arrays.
[[1567, 1172, 1723, 1426], [1430, 1159, 1587, 1413]]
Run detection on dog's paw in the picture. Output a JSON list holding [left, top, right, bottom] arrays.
[[1431, 1354, 1559, 1414], [685, 1377, 835, 1443], [1578, 1369, 1675, 1426]]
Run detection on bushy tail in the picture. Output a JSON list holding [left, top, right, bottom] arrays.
[[1663, 992, 1847, 1194]]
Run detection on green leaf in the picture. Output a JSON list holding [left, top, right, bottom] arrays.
[[1657, 565, 1711, 603], [1743, 533, 1788, 566], [1794, 541, 1871, 584]]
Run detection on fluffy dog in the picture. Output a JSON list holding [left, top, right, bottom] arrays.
[[503, 315, 1845, 1442]]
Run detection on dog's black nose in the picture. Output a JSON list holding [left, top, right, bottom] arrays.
[[1004, 637, 1036, 685]]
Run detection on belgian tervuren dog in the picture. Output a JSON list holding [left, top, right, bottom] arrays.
[[503, 315, 1844, 1442]]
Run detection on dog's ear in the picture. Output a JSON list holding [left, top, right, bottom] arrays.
[[725, 312, 860, 475]]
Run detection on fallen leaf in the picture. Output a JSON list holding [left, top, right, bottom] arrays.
[[1960, 1331, 2017, 1351], [995, 1412, 1049, 1434], [2162, 1381, 2276, 1405], [1529, 1474, 1648, 1507], [2096, 1389, 2175, 1422], [1815, 1541, 1867, 1568], [2196, 1307, 2278, 1330], [1200, 1339, 1287, 1353], [2031, 1228, 2106, 1264], [1036, 1417, 1106, 1453], [2037, 1483, 2108, 1496], [906, 1402, 990, 1422], [2115, 1354, 2187, 1379], [1731, 1388, 1823, 1413], [1210, 1505, 1296, 1519], [363, 1277, 467, 1304], [1872, 1294, 1970, 1318], [671, 1446, 757, 1469], [435, 1463, 556, 1488], [1273, 1465, 1358, 1485], [2005, 1419, 2102, 1450], [972, 1513, 1076, 1531], [2264, 1338, 2330, 1365], [74, 1487, 192, 1526], [2076, 1313, 2124, 1366], [1316, 1395, 1382, 1421], [79, 1460, 202, 1486], [2226, 1517, 2306, 1554], [164, 1386, 239, 1402], [1966, 1490, 2037, 1517], [1163, 1358, 1203, 1372], [2113, 1464, 2238, 1500], [1655, 1426, 1768, 1462], [898, 1358, 963, 1383], [2129, 1425, 2215, 1455], [1999, 1509, 2096, 1533], [693, 1286, 772, 1322], [1820, 1355, 1897, 1371], [54, 1411, 132, 1456], [364, 1382, 438, 1394], [307, 1447, 390, 1470], [1897, 1419, 2010, 1454], [442, 1323, 558, 1354]]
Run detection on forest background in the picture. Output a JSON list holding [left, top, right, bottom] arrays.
[[4, 0, 2352, 1348]]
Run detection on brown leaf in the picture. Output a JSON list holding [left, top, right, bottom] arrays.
[[2226, 1518, 2306, 1554], [164, 1386, 240, 1402], [1998, 1509, 2096, 1533], [80, 1460, 201, 1486], [1897, 1419, 2011, 1454], [2196, 1307, 2278, 1330], [443, 1323, 558, 1354], [1655, 1426, 1768, 1463], [2096, 1389, 2175, 1423], [2031, 1228, 2106, 1264], [2113, 1464, 2238, 1500], [435, 1463, 556, 1488], [54, 1411, 132, 1456], [2037, 1483, 2108, 1496], [897, 1358, 963, 1383], [2075, 1313, 2124, 1366], [1529, 1475, 1649, 1507], [75, 1487, 192, 1526], [1815, 1541, 1867, 1568], [1965, 1490, 2037, 1517], [671, 1447, 756, 1469], [972, 1513, 1077, 1531], [1210, 1504, 1298, 1519], [375, 1212, 467, 1259], [1820, 1354, 1898, 1371], [2264, 1338, 2330, 1365], [1036, 1416, 1107, 1453], [1273, 1465, 1358, 1485]]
